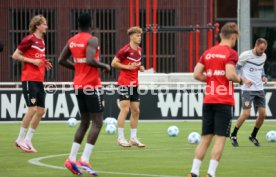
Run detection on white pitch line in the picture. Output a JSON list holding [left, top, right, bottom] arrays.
[[28, 153, 183, 177], [28, 153, 67, 170]]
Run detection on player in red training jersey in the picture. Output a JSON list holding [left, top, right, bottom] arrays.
[[187, 23, 251, 177], [58, 13, 110, 176], [12, 15, 52, 153], [111, 26, 145, 148]]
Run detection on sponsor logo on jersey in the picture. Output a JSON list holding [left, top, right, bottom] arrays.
[[69, 42, 85, 48], [205, 53, 226, 60], [73, 58, 86, 63], [249, 68, 263, 72], [206, 70, 225, 77], [35, 53, 46, 58]]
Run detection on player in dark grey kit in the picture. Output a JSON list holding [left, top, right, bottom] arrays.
[[230, 38, 268, 147]]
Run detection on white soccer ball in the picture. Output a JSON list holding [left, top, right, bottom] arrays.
[[167, 126, 179, 137], [105, 124, 116, 134], [68, 118, 77, 127], [104, 117, 117, 126], [266, 130, 276, 142], [188, 132, 201, 144]]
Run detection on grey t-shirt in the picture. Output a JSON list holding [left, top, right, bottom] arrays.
[[237, 50, 266, 91]]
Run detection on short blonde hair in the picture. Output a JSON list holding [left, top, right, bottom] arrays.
[[29, 15, 47, 33], [220, 22, 239, 39], [127, 26, 143, 36]]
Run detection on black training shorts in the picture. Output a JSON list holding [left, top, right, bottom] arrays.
[[202, 104, 233, 137], [75, 89, 104, 113], [22, 81, 45, 108], [118, 86, 140, 102]]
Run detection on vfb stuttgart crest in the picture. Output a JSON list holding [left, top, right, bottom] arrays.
[[31, 98, 36, 104], [244, 101, 250, 107]]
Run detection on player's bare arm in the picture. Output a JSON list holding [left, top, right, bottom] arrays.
[[58, 45, 75, 70], [12, 48, 43, 67], [111, 57, 137, 70], [236, 64, 246, 79], [262, 68, 268, 84], [86, 37, 110, 72], [226, 64, 252, 86], [193, 63, 206, 82]]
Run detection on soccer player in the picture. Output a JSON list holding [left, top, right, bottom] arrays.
[[58, 13, 110, 176], [230, 38, 268, 147], [12, 15, 52, 153], [111, 26, 145, 148], [187, 22, 251, 177]]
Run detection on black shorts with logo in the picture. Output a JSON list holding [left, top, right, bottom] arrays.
[[22, 81, 45, 108], [241, 90, 266, 109], [202, 104, 233, 137], [76, 89, 104, 113], [118, 86, 140, 102]]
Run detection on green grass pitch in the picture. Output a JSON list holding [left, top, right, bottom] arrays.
[[0, 121, 276, 177]]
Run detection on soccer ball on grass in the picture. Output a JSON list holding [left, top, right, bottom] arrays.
[[188, 132, 201, 144], [167, 126, 179, 137], [67, 118, 77, 127]]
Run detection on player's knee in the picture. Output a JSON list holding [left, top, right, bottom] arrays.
[[28, 106, 37, 113], [95, 118, 103, 127], [259, 112, 266, 119], [242, 109, 251, 118], [80, 121, 90, 130], [37, 108, 45, 116], [131, 108, 140, 115], [120, 107, 129, 114], [95, 121, 103, 129]]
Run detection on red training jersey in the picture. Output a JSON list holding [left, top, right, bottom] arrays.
[[199, 45, 238, 106], [18, 34, 46, 82], [116, 43, 142, 86], [68, 32, 101, 89]]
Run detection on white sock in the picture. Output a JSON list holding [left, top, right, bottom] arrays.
[[118, 128, 125, 139], [69, 142, 81, 162], [191, 158, 202, 176], [81, 143, 94, 162], [207, 159, 219, 177], [130, 128, 137, 139], [25, 128, 36, 141], [17, 127, 27, 141]]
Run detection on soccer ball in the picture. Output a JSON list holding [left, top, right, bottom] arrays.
[[266, 131, 276, 142], [104, 117, 117, 126], [68, 118, 77, 127], [105, 124, 116, 134], [188, 132, 201, 144], [167, 126, 179, 137]]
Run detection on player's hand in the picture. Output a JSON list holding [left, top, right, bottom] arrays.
[[242, 78, 253, 87], [103, 64, 111, 74], [139, 65, 145, 72], [32, 59, 43, 67], [45, 59, 53, 70], [262, 76, 268, 84], [127, 63, 138, 70]]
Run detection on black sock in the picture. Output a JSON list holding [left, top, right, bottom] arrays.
[[251, 127, 259, 138], [231, 127, 239, 137]]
